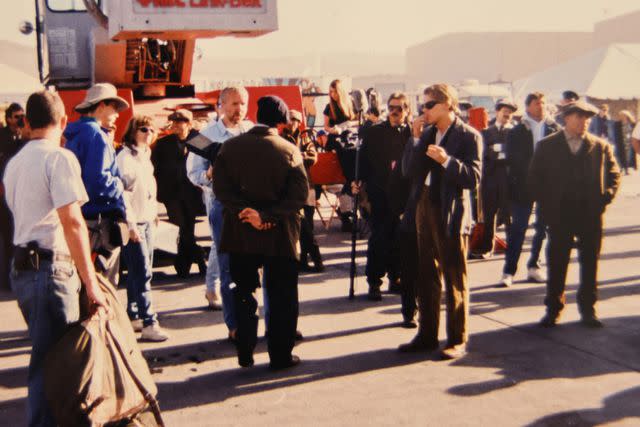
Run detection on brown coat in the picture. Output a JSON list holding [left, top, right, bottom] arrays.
[[213, 126, 309, 259], [528, 131, 620, 228]]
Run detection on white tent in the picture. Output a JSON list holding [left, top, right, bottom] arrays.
[[513, 44, 640, 103], [0, 63, 42, 104]]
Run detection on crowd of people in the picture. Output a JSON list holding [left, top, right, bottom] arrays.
[[0, 77, 636, 425]]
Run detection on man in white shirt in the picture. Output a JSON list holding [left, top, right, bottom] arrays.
[[3, 91, 107, 427], [186, 86, 253, 339], [500, 92, 561, 288]]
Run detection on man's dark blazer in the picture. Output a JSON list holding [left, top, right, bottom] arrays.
[[506, 117, 560, 205], [402, 118, 482, 237], [528, 131, 620, 228], [213, 126, 309, 259], [151, 129, 202, 208]]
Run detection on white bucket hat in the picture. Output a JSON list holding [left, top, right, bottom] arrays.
[[74, 83, 130, 113]]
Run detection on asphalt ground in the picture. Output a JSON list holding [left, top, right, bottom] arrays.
[[0, 173, 639, 426]]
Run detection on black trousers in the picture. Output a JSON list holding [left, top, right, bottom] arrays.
[[0, 208, 12, 290], [229, 253, 299, 364], [399, 230, 418, 322], [479, 166, 509, 253], [300, 205, 319, 261], [164, 198, 204, 276], [545, 212, 602, 317], [365, 190, 400, 288]]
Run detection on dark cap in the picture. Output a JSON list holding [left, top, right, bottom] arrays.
[[561, 101, 599, 117], [495, 98, 518, 112], [562, 90, 580, 102], [168, 108, 193, 122], [257, 95, 289, 127]]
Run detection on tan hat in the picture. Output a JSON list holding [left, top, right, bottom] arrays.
[[74, 83, 130, 112], [168, 108, 193, 122], [561, 101, 599, 117], [289, 109, 302, 122]]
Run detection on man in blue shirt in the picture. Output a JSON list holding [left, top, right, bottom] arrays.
[[64, 83, 129, 286], [187, 86, 253, 340]]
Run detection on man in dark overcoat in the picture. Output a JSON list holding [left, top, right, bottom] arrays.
[[213, 96, 309, 369], [529, 101, 620, 328]]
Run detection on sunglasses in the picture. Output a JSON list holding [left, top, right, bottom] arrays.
[[388, 105, 405, 113], [12, 114, 25, 120], [138, 126, 155, 134], [422, 100, 441, 110]]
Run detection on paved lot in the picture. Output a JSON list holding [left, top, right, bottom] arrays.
[[1, 174, 639, 426]]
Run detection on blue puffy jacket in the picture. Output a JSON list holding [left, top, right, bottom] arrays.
[[64, 117, 126, 218]]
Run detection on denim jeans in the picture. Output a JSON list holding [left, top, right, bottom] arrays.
[[123, 222, 157, 327], [11, 258, 81, 427], [211, 199, 236, 330], [204, 193, 221, 295], [503, 202, 546, 275]]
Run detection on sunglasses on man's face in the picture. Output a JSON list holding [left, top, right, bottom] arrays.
[[138, 127, 155, 134], [422, 100, 441, 110], [12, 114, 25, 120], [388, 105, 405, 113]]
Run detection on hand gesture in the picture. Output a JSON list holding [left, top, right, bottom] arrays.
[[412, 116, 425, 139], [426, 145, 449, 165]]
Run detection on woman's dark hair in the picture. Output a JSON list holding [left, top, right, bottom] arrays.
[[122, 115, 155, 155]]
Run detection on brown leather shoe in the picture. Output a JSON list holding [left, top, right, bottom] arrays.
[[538, 313, 559, 328], [398, 336, 439, 353], [440, 343, 467, 360]]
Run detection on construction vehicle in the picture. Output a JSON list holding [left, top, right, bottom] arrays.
[[22, 1, 305, 258], [24, 0, 279, 139]]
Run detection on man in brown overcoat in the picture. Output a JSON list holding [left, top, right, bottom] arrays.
[[213, 96, 309, 370], [529, 101, 620, 328]]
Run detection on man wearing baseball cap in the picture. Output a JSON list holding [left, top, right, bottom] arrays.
[[64, 83, 130, 286], [529, 101, 620, 328], [474, 99, 517, 258], [152, 108, 207, 278]]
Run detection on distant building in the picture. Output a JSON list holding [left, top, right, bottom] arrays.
[[404, 10, 640, 92]]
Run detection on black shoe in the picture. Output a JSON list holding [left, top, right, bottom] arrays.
[[401, 319, 417, 329], [295, 330, 304, 341], [388, 278, 402, 294], [367, 287, 382, 301], [398, 336, 439, 353], [269, 355, 301, 371], [237, 350, 254, 368], [538, 313, 559, 328], [581, 315, 604, 328], [310, 248, 325, 272]]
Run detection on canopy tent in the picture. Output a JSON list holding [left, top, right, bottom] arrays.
[[0, 63, 42, 104], [513, 44, 640, 103]]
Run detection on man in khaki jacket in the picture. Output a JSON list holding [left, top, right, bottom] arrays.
[[529, 101, 620, 328]]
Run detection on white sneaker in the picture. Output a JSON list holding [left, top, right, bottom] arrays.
[[527, 268, 546, 283], [131, 319, 143, 333], [141, 324, 170, 342], [500, 274, 513, 288]]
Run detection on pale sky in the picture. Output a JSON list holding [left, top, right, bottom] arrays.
[[2, 0, 639, 57]]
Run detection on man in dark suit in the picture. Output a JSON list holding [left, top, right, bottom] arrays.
[[398, 84, 482, 359], [530, 101, 620, 328], [151, 109, 206, 278], [474, 99, 517, 258], [213, 96, 309, 370], [501, 92, 561, 287], [354, 92, 412, 301]]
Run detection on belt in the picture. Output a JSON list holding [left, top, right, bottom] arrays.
[[14, 246, 73, 263]]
